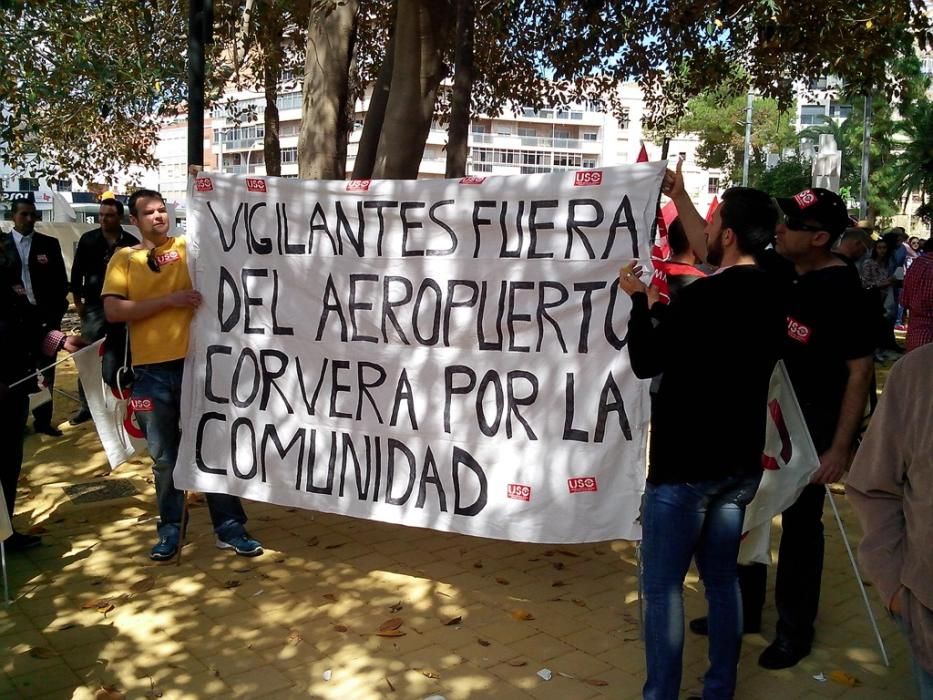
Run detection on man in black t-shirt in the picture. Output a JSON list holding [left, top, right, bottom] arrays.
[[750, 189, 874, 669]]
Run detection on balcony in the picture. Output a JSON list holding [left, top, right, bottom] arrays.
[[469, 132, 599, 151]]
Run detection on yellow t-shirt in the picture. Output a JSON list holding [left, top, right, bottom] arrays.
[[102, 236, 194, 366]]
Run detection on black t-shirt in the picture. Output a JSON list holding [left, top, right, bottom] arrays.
[[70, 227, 138, 308], [627, 265, 786, 484], [780, 263, 875, 451]]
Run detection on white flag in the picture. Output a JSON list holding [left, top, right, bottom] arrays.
[[739, 360, 820, 564], [0, 483, 12, 542], [72, 340, 148, 469]]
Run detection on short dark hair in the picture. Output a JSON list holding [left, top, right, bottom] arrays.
[[666, 217, 691, 256], [10, 199, 37, 215], [923, 237, 933, 253], [99, 197, 124, 218], [718, 187, 779, 256], [128, 189, 164, 217], [839, 227, 870, 245]]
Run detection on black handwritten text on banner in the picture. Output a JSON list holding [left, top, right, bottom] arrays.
[[176, 165, 664, 543]]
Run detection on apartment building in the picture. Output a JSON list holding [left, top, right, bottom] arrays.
[[152, 81, 723, 214]]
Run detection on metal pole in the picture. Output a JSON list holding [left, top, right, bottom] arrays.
[[188, 0, 206, 168], [825, 486, 890, 667], [742, 92, 753, 186], [860, 95, 872, 220]]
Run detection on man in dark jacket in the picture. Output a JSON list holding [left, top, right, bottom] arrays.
[[0, 256, 84, 550], [0, 200, 70, 436], [68, 198, 137, 424]]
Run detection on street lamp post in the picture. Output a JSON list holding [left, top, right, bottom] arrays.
[[245, 140, 263, 174], [742, 91, 753, 186]]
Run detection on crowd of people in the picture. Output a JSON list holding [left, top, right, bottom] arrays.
[[620, 160, 931, 700], [1, 168, 930, 700]]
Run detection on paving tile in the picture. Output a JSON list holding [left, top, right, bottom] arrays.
[[8, 661, 82, 697]]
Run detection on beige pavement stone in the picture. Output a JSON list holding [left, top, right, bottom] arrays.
[[226, 663, 296, 697], [8, 660, 82, 697]]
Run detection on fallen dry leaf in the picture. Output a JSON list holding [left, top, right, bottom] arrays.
[[593, 548, 607, 555], [81, 598, 111, 609], [307, 536, 320, 547], [495, 577, 510, 585], [389, 601, 403, 613], [511, 609, 535, 621], [130, 577, 155, 594], [444, 616, 462, 626], [421, 670, 440, 679], [287, 629, 302, 645], [551, 580, 567, 587], [379, 617, 404, 632], [95, 686, 125, 700], [477, 638, 491, 647], [322, 593, 337, 602], [584, 678, 609, 687], [829, 670, 861, 688], [324, 543, 344, 550], [27, 646, 58, 659], [543, 549, 556, 556], [373, 629, 406, 637], [233, 566, 252, 574], [508, 659, 527, 667], [27, 524, 48, 535], [552, 562, 565, 571], [473, 561, 483, 568], [572, 599, 587, 608], [333, 624, 349, 633], [223, 580, 241, 589], [385, 676, 395, 692], [557, 550, 580, 557], [55, 622, 77, 631]]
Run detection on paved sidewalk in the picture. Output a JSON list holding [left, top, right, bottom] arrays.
[[0, 363, 917, 699]]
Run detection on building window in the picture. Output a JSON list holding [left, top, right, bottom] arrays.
[[799, 104, 826, 125], [619, 108, 630, 130], [922, 56, 933, 75], [281, 147, 298, 164], [53, 179, 72, 192], [18, 178, 39, 191], [471, 123, 490, 133], [582, 158, 597, 168], [583, 131, 598, 141], [707, 177, 720, 194], [829, 101, 852, 120]]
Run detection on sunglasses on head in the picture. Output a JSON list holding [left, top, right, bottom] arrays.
[[782, 215, 825, 233], [146, 249, 161, 273]]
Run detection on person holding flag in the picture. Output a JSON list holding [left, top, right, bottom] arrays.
[[619, 187, 785, 700]]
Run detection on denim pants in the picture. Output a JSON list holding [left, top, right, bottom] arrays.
[[641, 474, 761, 700], [132, 361, 247, 540]]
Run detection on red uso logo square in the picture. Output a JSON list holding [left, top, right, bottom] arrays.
[[507, 483, 532, 502], [195, 177, 213, 192], [130, 398, 154, 412], [786, 316, 812, 344], [793, 189, 817, 209], [346, 179, 372, 192], [568, 476, 598, 494], [574, 170, 603, 187], [246, 178, 267, 193], [459, 176, 486, 185], [155, 250, 181, 266]]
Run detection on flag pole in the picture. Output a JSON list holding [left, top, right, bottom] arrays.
[[825, 485, 889, 666], [1, 542, 9, 605], [8, 342, 100, 390]]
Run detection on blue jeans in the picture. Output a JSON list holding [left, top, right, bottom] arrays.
[[641, 474, 761, 700], [132, 361, 247, 540]]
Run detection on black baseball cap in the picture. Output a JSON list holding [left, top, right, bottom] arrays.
[[776, 188, 850, 237]]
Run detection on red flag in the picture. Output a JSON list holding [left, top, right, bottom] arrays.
[[636, 143, 649, 163], [660, 200, 678, 228], [705, 196, 719, 223]]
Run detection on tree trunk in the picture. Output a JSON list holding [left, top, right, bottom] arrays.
[[298, 0, 359, 179], [372, 0, 451, 179], [261, 12, 284, 176], [445, 0, 474, 178], [351, 27, 395, 179]]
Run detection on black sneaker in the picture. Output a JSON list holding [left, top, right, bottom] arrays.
[[758, 639, 810, 669], [34, 423, 63, 437], [68, 409, 92, 426], [5, 531, 42, 551]]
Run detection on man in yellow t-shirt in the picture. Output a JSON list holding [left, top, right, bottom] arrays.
[[102, 189, 263, 561]]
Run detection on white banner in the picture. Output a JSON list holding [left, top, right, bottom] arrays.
[[739, 360, 820, 564], [175, 165, 665, 543], [73, 340, 147, 469]]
